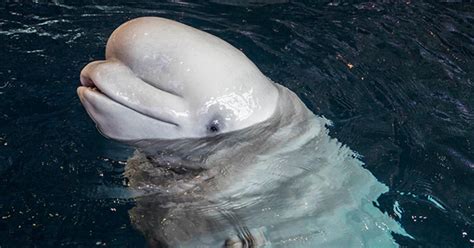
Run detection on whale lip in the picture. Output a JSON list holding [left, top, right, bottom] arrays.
[[77, 85, 185, 142], [77, 85, 105, 102], [77, 74, 179, 128], [78, 71, 107, 97]]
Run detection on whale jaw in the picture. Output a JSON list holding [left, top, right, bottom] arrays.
[[77, 85, 186, 141]]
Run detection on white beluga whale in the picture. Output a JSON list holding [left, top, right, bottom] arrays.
[[77, 17, 410, 247]]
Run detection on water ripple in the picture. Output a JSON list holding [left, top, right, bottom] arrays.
[[0, 1, 473, 247]]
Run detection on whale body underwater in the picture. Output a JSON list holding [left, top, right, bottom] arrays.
[[77, 17, 410, 247]]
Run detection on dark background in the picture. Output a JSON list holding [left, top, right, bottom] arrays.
[[0, 1, 473, 247]]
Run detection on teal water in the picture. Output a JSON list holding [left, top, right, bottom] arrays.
[[0, 1, 473, 247]]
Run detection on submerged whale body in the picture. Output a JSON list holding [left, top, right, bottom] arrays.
[[77, 17, 409, 247]]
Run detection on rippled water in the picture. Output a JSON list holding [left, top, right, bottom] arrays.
[[0, 1, 473, 247]]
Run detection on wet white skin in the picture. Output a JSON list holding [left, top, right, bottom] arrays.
[[77, 17, 410, 247], [77, 17, 278, 141]]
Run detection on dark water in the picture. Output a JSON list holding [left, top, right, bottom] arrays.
[[0, 0, 473, 247]]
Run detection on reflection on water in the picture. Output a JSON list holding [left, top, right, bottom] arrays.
[[0, 1, 473, 247]]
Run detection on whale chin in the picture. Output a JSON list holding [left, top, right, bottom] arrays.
[[77, 86, 185, 142]]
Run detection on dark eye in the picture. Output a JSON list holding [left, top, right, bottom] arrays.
[[208, 119, 221, 134]]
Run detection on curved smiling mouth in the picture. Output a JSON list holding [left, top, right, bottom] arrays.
[[77, 74, 180, 128], [78, 72, 108, 97], [78, 76, 104, 95], [80, 74, 100, 91]]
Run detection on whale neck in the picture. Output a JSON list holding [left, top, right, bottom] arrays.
[[125, 83, 321, 195], [135, 84, 315, 162]]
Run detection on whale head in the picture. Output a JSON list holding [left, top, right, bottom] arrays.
[[77, 17, 278, 143]]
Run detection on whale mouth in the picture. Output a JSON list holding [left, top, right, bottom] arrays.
[[78, 73, 105, 97], [78, 74, 106, 96], [77, 74, 179, 128], [79, 85, 103, 95], [77, 60, 183, 128], [77, 76, 116, 112], [76, 68, 186, 141]]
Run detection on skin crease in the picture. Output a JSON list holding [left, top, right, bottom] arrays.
[[77, 17, 410, 247], [77, 17, 279, 142]]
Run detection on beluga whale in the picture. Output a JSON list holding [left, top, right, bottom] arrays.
[[77, 17, 409, 247]]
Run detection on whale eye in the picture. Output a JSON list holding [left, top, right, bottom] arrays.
[[207, 119, 221, 134]]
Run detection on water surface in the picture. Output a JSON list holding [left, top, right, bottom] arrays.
[[0, 1, 473, 247]]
